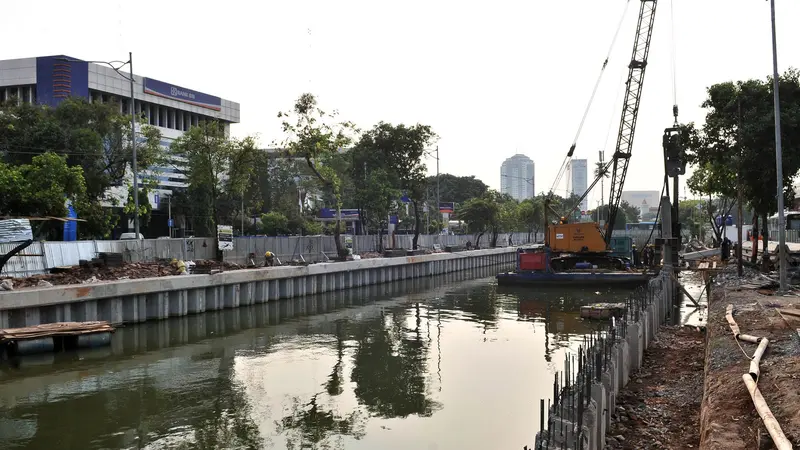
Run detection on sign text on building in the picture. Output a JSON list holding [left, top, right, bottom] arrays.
[[143, 78, 222, 111]]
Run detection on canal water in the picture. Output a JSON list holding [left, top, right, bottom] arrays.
[[0, 266, 637, 450]]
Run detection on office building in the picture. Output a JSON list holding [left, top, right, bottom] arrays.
[[500, 154, 534, 201], [566, 159, 588, 212], [0, 55, 240, 213], [621, 190, 661, 216]]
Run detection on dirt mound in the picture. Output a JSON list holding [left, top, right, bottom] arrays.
[[8, 260, 246, 289]]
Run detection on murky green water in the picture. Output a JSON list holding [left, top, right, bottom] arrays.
[[0, 266, 636, 450]]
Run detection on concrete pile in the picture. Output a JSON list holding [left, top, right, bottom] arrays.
[[532, 274, 671, 450]]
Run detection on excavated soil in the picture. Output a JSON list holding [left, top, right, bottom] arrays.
[[605, 325, 705, 449], [7, 260, 247, 289], [700, 281, 800, 449]]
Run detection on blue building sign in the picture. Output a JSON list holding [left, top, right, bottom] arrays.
[[143, 78, 221, 111], [319, 208, 360, 219], [36, 55, 89, 107]]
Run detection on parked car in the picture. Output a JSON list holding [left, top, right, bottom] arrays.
[[119, 233, 144, 240]]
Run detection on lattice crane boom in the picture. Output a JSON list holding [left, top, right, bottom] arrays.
[[605, 0, 659, 246]]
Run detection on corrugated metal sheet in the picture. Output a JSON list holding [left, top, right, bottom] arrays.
[[0, 242, 46, 277], [0, 219, 33, 244]]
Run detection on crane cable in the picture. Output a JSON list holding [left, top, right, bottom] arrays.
[[551, 0, 632, 194], [670, 0, 679, 125]]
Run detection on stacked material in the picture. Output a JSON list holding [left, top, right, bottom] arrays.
[[0, 321, 114, 342], [580, 302, 626, 319]]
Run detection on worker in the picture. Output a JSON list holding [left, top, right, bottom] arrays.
[[642, 245, 651, 266], [265, 251, 276, 267], [632, 244, 639, 267], [721, 237, 731, 260], [559, 216, 568, 225]]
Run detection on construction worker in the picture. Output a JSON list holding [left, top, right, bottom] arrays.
[[559, 216, 568, 225], [265, 251, 276, 267], [631, 244, 639, 267]]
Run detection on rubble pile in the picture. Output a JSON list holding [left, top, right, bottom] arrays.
[[6, 259, 248, 289]]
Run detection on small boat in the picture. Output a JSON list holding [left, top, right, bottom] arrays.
[[496, 246, 654, 287]]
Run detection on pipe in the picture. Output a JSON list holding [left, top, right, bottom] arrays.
[[742, 374, 793, 450], [748, 337, 769, 382]]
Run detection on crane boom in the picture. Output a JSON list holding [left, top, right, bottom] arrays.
[[605, 0, 659, 246]]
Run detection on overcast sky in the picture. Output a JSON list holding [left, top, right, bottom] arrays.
[[5, 0, 799, 207]]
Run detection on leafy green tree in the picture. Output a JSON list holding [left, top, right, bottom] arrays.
[[459, 191, 505, 247], [0, 98, 164, 237], [278, 94, 354, 258], [123, 182, 154, 228], [0, 152, 86, 238], [261, 211, 289, 236], [426, 174, 488, 205], [370, 123, 437, 249], [518, 198, 544, 240], [685, 70, 800, 262], [171, 121, 258, 238]]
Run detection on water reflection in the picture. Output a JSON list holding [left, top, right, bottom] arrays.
[[0, 265, 639, 450]]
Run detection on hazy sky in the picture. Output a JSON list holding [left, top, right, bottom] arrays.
[[5, 0, 799, 207]]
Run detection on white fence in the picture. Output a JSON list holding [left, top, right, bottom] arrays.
[[0, 230, 670, 278]]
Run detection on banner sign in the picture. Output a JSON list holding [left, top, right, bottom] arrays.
[[319, 208, 360, 219], [439, 202, 455, 213], [217, 225, 234, 251], [143, 78, 222, 111]]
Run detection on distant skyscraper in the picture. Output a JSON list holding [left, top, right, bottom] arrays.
[[500, 154, 535, 201], [567, 159, 588, 212]]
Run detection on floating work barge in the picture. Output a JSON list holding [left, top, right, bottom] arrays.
[[0, 321, 114, 357], [496, 247, 654, 287]]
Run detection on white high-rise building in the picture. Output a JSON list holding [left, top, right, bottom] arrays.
[[500, 154, 535, 201], [567, 159, 588, 212]]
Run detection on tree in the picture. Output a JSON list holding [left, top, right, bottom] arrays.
[[278, 94, 354, 259], [0, 152, 87, 238], [260, 211, 289, 236], [459, 191, 505, 247], [354, 122, 436, 249], [0, 98, 164, 237], [350, 130, 402, 246], [518, 198, 544, 241], [171, 121, 258, 238], [426, 174, 488, 206], [685, 70, 800, 264]]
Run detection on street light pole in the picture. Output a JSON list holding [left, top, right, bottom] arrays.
[[128, 52, 140, 238], [770, 0, 787, 290]]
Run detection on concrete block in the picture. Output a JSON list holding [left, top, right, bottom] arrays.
[[188, 288, 206, 314], [98, 298, 124, 324], [255, 281, 268, 303], [224, 284, 240, 309], [122, 295, 146, 323], [240, 282, 255, 306], [169, 290, 188, 316], [146, 292, 168, 320]]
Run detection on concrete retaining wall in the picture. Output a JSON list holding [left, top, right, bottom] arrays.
[[535, 273, 672, 450], [0, 247, 516, 328]]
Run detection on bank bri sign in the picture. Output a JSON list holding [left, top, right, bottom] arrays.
[[143, 78, 221, 111]]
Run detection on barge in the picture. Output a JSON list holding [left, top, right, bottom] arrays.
[[496, 246, 654, 287]]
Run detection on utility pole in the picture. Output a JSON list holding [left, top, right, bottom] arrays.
[[770, 0, 787, 290], [129, 52, 140, 238], [436, 146, 440, 226], [737, 97, 744, 276]]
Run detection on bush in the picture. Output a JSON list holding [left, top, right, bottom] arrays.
[[261, 211, 289, 236]]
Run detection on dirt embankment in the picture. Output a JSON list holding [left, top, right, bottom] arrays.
[[7, 260, 246, 289], [605, 325, 705, 449], [700, 282, 800, 449]]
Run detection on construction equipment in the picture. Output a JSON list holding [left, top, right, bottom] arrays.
[[545, 0, 660, 269]]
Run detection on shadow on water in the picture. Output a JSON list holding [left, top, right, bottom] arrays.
[[0, 264, 639, 450]]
